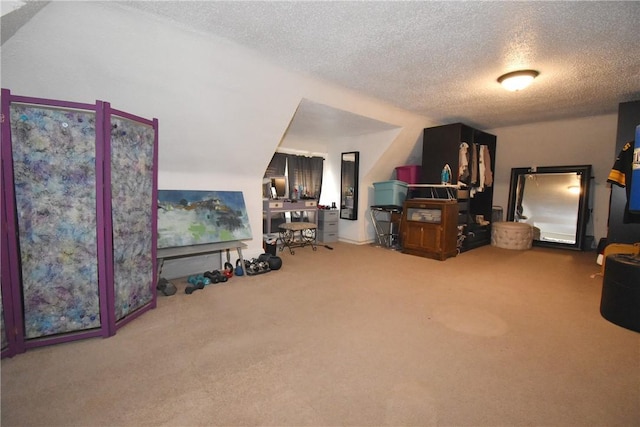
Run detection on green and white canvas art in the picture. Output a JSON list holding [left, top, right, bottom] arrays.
[[157, 190, 252, 248]]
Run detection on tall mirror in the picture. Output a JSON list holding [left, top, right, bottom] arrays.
[[507, 165, 592, 250], [340, 152, 359, 220]]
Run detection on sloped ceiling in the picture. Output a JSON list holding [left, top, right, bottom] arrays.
[[0, 1, 48, 43], [117, 1, 640, 131], [4, 1, 640, 138], [281, 99, 402, 153]]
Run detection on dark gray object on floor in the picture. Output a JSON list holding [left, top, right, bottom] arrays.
[[157, 278, 177, 296], [600, 254, 640, 332]]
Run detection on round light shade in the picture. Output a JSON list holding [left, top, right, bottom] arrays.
[[497, 70, 539, 91]]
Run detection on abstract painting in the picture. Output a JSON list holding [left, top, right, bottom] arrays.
[[158, 190, 252, 248], [10, 104, 102, 339], [110, 115, 156, 320]]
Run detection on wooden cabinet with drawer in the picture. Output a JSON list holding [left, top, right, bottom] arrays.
[[401, 199, 458, 260]]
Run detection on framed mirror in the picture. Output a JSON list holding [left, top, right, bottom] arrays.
[[507, 165, 592, 250], [340, 151, 359, 220]]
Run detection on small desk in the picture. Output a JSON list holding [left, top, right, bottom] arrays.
[[264, 199, 318, 234], [157, 241, 247, 280], [278, 222, 317, 254]]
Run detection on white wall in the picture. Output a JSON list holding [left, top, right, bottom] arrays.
[[488, 114, 618, 243], [1, 2, 618, 260], [1, 2, 431, 261]]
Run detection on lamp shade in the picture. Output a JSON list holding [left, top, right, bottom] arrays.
[[497, 70, 539, 91]]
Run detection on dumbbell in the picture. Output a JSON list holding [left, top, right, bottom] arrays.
[[258, 253, 282, 270], [185, 274, 212, 294], [235, 259, 244, 276], [185, 281, 204, 294], [185, 285, 201, 294], [223, 262, 234, 278], [204, 270, 228, 283], [188, 274, 211, 286]]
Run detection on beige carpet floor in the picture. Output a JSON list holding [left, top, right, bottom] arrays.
[[1, 243, 639, 426]]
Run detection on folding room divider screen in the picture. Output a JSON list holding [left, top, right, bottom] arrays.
[[0, 89, 158, 358]]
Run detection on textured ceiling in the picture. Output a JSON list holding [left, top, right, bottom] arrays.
[[6, 2, 639, 138], [119, 1, 640, 133]]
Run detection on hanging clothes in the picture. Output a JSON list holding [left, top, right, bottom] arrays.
[[470, 143, 479, 186], [608, 140, 640, 223], [478, 145, 486, 192], [482, 145, 494, 187], [633, 141, 640, 213], [458, 142, 470, 185]]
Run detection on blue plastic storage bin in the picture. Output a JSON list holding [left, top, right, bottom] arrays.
[[373, 180, 409, 207]]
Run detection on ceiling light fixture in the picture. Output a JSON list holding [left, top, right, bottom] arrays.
[[497, 69, 539, 91]]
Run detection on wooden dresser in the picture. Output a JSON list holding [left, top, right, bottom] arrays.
[[401, 199, 459, 261]]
